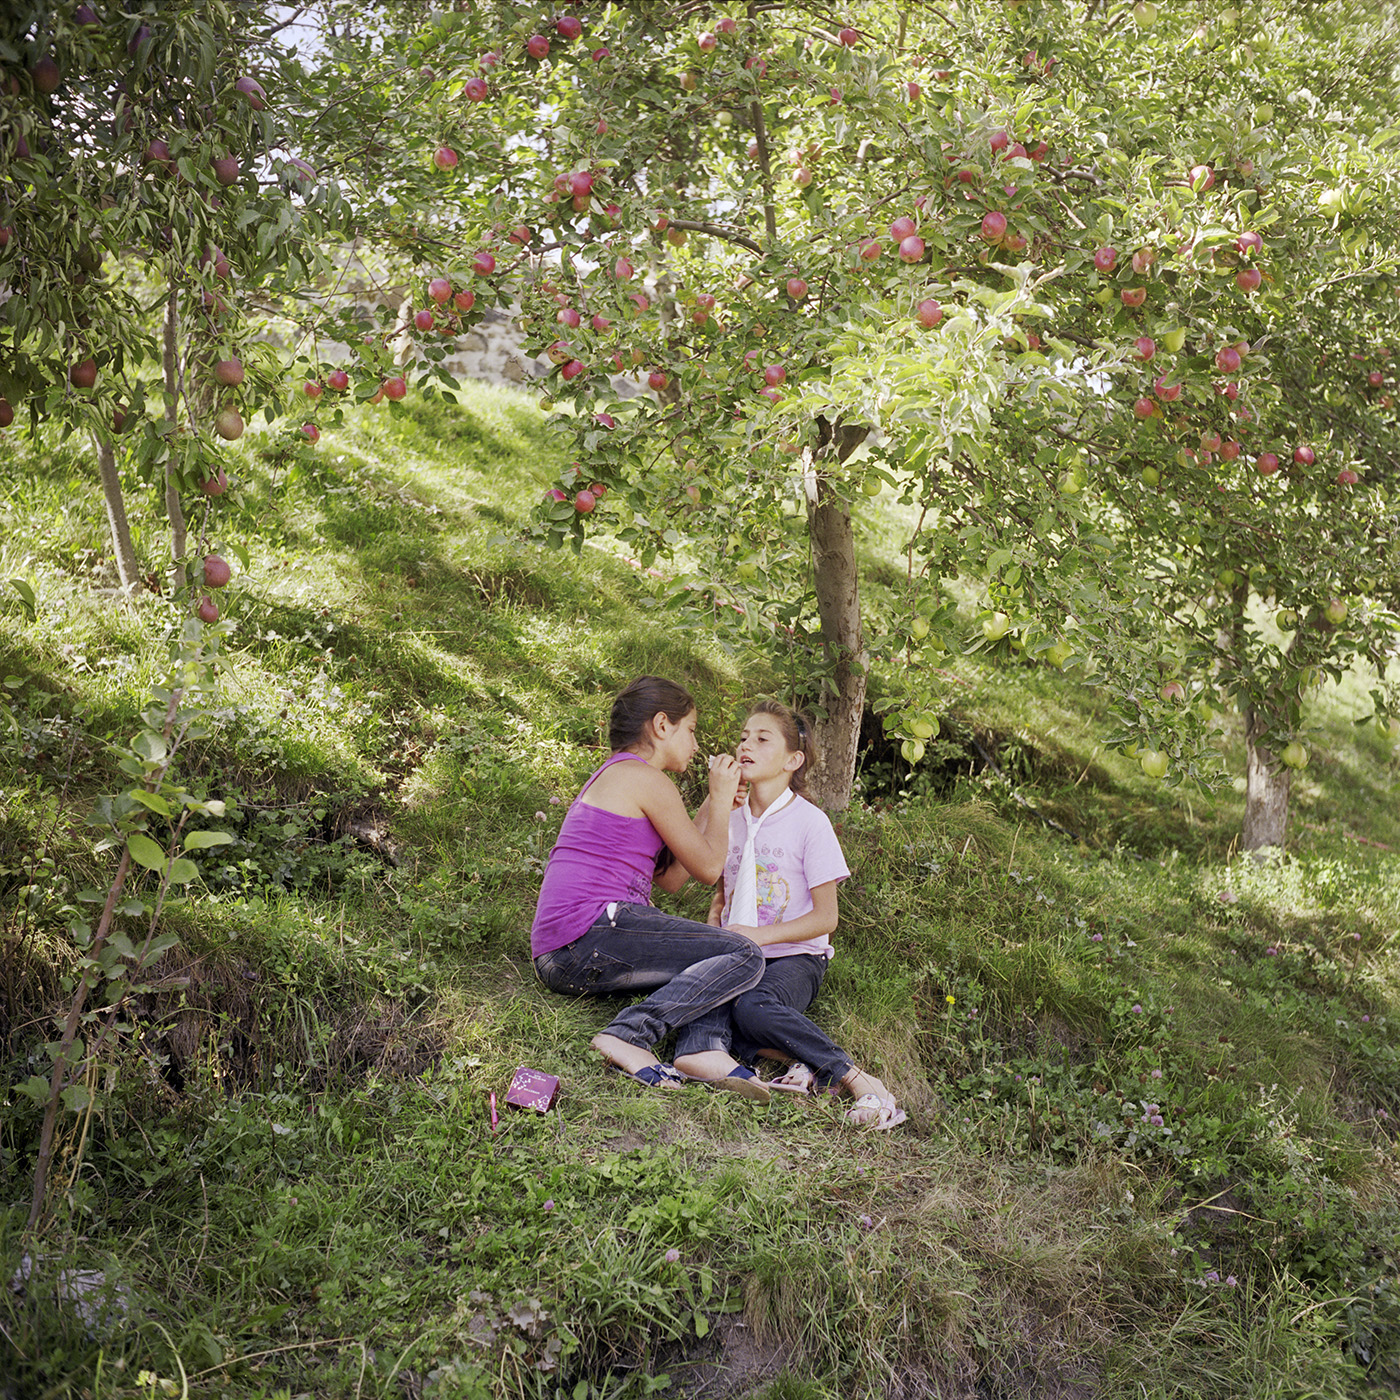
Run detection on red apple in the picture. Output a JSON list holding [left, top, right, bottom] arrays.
[[196, 596, 220, 624], [1236, 231, 1264, 254], [574, 488, 597, 513], [214, 358, 244, 387], [1189, 163, 1214, 189], [470, 251, 496, 276], [1134, 336, 1156, 361], [589, 482, 607, 497], [214, 408, 243, 440], [786, 277, 809, 300], [0, 398, 13, 429], [143, 138, 174, 173], [235, 76, 267, 110], [425, 277, 451, 305], [527, 34, 550, 58], [1337, 468, 1359, 485], [203, 554, 232, 588], [382, 376, 407, 400], [898, 235, 925, 263], [1133, 397, 1155, 420], [1257, 452, 1279, 474], [989, 129, 1010, 153], [1236, 266, 1262, 292], [1368, 370, 1384, 387], [1200, 430, 1222, 453], [838, 26, 860, 45], [916, 298, 943, 328], [698, 31, 716, 51], [763, 364, 787, 387], [463, 77, 488, 101], [212, 155, 239, 186], [326, 368, 350, 392], [301, 423, 320, 443], [69, 358, 98, 389], [546, 488, 568, 503], [613, 256, 634, 281], [1161, 680, 1186, 702], [1093, 246, 1117, 272], [1216, 346, 1242, 374], [547, 341, 573, 365], [1121, 287, 1146, 308], [716, 16, 736, 33], [414, 309, 435, 331], [31, 57, 61, 94], [857, 239, 881, 262], [980, 211, 1008, 243], [75, 4, 100, 24], [1220, 440, 1241, 460], [595, 412, 616, 429], [432, 146, 458, 171], [557, 307, 582, 329], [1154, 377, 1181, 402], [648, 370, 668, 391], [303, 379, 323, 398], [1132, 247, 1155, 275], [890, 216, 918, 242], [508, 225, 533, 246], [1294, 445, 1315, 465], [560, 359, 585, 381], [907, 81, 922, 100]]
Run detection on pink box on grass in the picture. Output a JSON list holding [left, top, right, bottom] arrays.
[[506, 1066, 560, 1113]]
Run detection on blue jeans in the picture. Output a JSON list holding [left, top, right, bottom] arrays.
[[673, 953, 854, 1089], [533, 902, 766, 1052]]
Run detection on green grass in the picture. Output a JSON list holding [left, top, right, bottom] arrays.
[[2, 390, 1399, 1398]]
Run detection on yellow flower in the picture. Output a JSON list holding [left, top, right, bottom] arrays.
[[945, 994, 956, 1005]]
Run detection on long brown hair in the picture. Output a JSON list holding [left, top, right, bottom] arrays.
[[609, 676, 696, 752], [609, 676, 697, 876], [747, 699, 813, 794]]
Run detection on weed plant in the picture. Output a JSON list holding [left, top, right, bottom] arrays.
[[2, 395, 1398, 1399]]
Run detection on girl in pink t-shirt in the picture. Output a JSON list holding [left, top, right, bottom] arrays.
[[673, 701, 905, 1129]]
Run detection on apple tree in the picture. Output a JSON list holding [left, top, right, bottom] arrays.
[[0, 0, 370, 597], [224, 1, 1400, 837]]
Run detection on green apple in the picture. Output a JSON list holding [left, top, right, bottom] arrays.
[[736, 559, 759, 581], [1161, 327, 1187, 353], [1139, 749, 1169, 779], [901, 738, 926, 764], [982, 611, 1011, 641], [862, 474, 883, 496], [1324, 597, 1348, 625], [1141, 465, 1160, 486], [910, 616, 930, 639], [1045, 641, 1072, 668], [910, 715, 938, 740], [1279, 741, 1309, 769], [1276, 609, 1298, 630]]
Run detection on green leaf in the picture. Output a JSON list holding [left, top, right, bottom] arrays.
[[183, 830, 234, 851], [693, 1311, 709, 1339], [5, 578, 36, 621], [16, 1075, 51, 1105], [126, 833, 168, 871], [60, 1084, 93, 1114], [166, 858, 199, 885], [128, 788, 173, 816], [133, 731, 168, 764]]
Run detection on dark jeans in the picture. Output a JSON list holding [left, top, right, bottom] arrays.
[[533, 902, 765, 1052], [673, 953, 854, 1090]]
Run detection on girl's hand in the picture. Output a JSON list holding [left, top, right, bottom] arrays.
[[707, 753, 742, 803], [732, 778, 749, 811], [723, 923, 762, 941]]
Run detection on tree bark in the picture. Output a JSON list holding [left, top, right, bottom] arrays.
[[1242, 702, 1291, 855], [163, 289, 187, 585], [805, 420, 871, 812], [94, 432, 140, 593]]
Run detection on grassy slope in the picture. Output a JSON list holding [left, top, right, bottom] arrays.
[[2, 388, 1399, 1400]]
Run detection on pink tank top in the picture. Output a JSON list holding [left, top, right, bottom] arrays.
[[530, 753, 665, 957]]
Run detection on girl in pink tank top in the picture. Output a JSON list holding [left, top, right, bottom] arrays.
[[530, 678, 767, 1095]]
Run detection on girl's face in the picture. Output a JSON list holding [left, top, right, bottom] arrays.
[[737, 713, 802, 784], [655, 707, 699, 771]]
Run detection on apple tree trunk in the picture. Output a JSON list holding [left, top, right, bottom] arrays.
[[1242, 702, 1291, 855], [163, 290, 187, 584], [94, 433, 140, 593], [804, 420, 870, 813]]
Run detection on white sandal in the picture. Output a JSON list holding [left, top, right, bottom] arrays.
[[844, 1093, 907, 1131], [768, 1062, 817, 1095]]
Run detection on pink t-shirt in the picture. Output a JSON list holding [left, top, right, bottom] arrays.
[[719, 793, 850, 960]]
